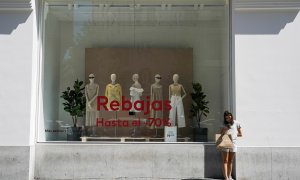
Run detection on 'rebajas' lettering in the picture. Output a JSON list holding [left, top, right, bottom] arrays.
[[97, 95, 171, 115]]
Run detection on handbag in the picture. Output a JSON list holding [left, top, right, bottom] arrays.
[[215, 134, 233, 150]]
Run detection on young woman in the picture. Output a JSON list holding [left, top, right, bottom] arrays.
[[220, 111, 243, 180]]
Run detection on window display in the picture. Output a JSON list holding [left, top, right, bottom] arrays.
[[39, 0, 230, 142], [85, 48, 193, 139]]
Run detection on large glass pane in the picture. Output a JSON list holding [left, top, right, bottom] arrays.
[[39, 0, 230, 142]]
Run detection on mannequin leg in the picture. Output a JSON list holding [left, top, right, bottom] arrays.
[[177, 97, 185, 128], [169, 96, 176, 126]]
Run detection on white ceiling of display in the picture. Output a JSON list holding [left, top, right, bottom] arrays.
[[45, 0, 227, 6], [45, 0, 228, 25]]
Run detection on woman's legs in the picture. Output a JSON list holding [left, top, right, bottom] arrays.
[[222, 151, 229, 179], [227, 152, 236, 179]]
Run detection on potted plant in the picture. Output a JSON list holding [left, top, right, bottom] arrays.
[[190, 83, 209, 142], [61, 79, 86, 141]]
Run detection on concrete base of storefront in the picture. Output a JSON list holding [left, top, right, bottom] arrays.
[[34, 143, 224, 180], [236, 147, 300, 180], [1, 145, 300, 180], [0, 146, 30, 180]]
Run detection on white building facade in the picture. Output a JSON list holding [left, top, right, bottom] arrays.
[[0, 0, 300, 179]]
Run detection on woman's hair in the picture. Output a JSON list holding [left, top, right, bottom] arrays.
[[224, 110, 234, 127]]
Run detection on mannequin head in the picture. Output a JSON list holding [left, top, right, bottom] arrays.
[[89, 74, 95, 83], [154, 74, 161, 83], [173, 74, 179, 83], [132, 74, 139, 82], [111, 74, 117, 84]]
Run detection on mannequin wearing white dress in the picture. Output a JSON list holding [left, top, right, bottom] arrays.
[[130, 74, 144, 112]]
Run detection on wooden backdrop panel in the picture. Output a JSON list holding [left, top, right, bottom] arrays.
[[85, 48, 193, 137]]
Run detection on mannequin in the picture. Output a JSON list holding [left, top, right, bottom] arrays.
[[105, 74, 122, 111], [168, 74, 186, 128], [130, 74, 144, 112], [150, 74, 163, 129], [85, 74, 99, 135]]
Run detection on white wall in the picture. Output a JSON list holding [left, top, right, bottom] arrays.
[[0, 11, 33, 146], [233, 9, 300, 146]]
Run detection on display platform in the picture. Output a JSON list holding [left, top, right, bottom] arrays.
[[80, 136, 190, 142]]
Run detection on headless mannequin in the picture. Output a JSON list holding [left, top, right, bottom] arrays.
[[168, 74, 186, 128], [85, 74, 99, 136]]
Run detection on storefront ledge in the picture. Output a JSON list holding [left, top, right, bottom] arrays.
[[236, 146, 300, 180], [0, 146, 30, 180], [34, 143, 224, 179], [35, 141, 216, 145]]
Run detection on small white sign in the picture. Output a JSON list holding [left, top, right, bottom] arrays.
[[164, 126, 177, 142]]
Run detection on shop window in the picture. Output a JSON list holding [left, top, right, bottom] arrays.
[[38, 0, 230, 142]]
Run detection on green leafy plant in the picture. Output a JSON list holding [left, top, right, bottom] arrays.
[[190, 83, 209, 128], [61, 79, 86, 127]]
